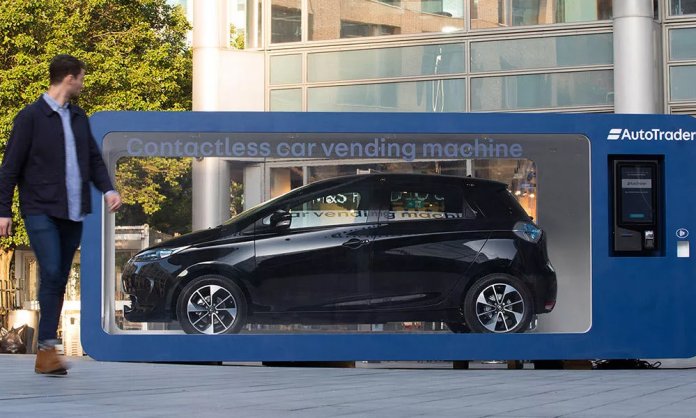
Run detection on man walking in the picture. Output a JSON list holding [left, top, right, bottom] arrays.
[[0, 54, 121, 375]]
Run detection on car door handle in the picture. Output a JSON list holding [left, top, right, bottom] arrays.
[[342, 238, 369, 249]]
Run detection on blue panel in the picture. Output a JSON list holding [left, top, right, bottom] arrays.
[[83, 112, 696, 361]]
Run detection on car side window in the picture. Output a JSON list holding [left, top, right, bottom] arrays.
[[287, 191, 369, 229], [385, 188, 476, 222]]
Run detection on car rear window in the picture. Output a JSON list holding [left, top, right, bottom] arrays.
[[386, 188, 477, 222], [467, 185, 530, 220]]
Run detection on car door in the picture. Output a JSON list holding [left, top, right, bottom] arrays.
[[252, 179, 379, 315], [368, 177, 489, 311]]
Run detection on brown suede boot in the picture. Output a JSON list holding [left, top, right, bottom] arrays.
[[35, 347, 68, 375]]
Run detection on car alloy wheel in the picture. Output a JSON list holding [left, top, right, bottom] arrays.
[[463, 275, 532, 334], [177, 275, 247, 335]]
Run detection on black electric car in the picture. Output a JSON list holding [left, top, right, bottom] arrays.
[[122, 173, 556, 335]]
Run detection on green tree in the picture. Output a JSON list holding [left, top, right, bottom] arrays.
[[0, 0, 193, 282]]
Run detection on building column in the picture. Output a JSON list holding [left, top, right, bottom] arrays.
[[612, 0, 660, 114], [192, 0, 231, 230]]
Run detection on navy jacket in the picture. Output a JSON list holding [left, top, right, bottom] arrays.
[[0, 97, 114, 219]]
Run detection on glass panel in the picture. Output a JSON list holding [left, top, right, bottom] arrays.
[[289, 191, 367, 229], [309, 0, 465, 41], [471, 0, 612, 29], [308, 43, 465, 82], [670, 28, 696, 60], [388, 189, 475, 221], [670, 65, 696, 101], [271, 0, 301, 43], [471, 70, 613, 111], [471, 34, 612, 72], [270, 89, 302, 111], [270, 167, 303, 198], [270, 55, 302, 84], [308, 79, 466, 112], [671, 0, 696, 15]]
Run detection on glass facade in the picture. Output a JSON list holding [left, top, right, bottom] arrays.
[[669, 27, 696, 60], [670, 65, 696, 101], [308, 43, 465, 82], [471, 70, 614, 111], [667, 25, 696, 111], [307, 79, 466, 112], [308, 0, 465, 41], [470, 33, 612, 72], [270, 88, 302, 110], [270, 54, 302, 84], [470, 0, 612, 29], [671, 0, 696, 15]]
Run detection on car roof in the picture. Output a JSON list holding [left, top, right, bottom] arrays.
[[307, 173, 509, 190]]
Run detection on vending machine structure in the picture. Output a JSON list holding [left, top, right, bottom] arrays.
[[81, 112, 696, 362]]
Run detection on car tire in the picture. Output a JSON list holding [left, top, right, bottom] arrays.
[[445, 322, 471, 333], [463, 274, 533, 334], [176, 275, 247, 335]]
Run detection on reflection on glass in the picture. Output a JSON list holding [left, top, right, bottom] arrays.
[[473, 159, 537, 218], [115, 157, 193, 331], [670, 65, 696, 101], [670, 28, 696, 61], [308, 0, 464, 41], [270, 89, 302, 111], [308, 79, 466, 112], [471, 0, 612, 29], [471, 70, 613, 111], [307, 159, 537, 219], [308, 43, 465, 82], [272, 0, 301, 43], [270, 55, 302, 85], [471, 34, 612, 72], [271, 166, 303, 198], [671, 0, 696, 15]]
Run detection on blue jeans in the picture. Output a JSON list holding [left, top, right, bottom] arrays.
[[24, 215, 83, 342]]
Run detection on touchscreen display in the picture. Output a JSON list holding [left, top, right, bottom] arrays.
[[620, 165, 654, 223]]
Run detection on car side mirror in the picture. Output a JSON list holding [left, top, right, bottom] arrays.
[[270, 210, 291, 230]]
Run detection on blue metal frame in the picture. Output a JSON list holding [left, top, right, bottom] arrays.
[[83, 112, 696, 361]]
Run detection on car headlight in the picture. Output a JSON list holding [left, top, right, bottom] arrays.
[[134, 246, 188, 262]]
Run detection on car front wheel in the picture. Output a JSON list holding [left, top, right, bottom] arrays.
[[463, 275, 533, 334], [176, 275, 247, 335]]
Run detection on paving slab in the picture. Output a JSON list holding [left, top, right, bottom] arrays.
[[0, 354, 695, 417]]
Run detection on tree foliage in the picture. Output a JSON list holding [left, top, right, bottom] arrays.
[[0, 0, 193, 248]]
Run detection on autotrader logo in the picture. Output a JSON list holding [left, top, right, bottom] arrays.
[[607, 128, 696, 141], [607, 128, 622, 140]]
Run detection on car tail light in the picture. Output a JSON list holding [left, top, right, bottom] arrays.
[[545, 300, 556, 311], [513, 221, 542, 243]]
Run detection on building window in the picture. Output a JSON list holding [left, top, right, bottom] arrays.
[[270, 89, 303, 111], [270, 55, 302, 85], [308, 0, 464, 41], [308, 79, 466, 112], [670, 65, 696, 101], [271, 0, 301, 43], [671, 0, 696, 15], [471, 70, 613, 111], [471, 0, 612, 29], [307, 43, 465, 83], [669, 28, 696, 60], [471, 33, 612, 72]]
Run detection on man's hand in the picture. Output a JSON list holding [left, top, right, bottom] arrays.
[[0, 217, 12, 237], [105, 191, 122, 213]]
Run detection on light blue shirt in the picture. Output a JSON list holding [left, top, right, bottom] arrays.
[[43, 93, 82, 221]]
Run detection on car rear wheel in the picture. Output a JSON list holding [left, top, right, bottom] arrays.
[[463, 275, 532, 334], [176, 275, 247, 335]]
